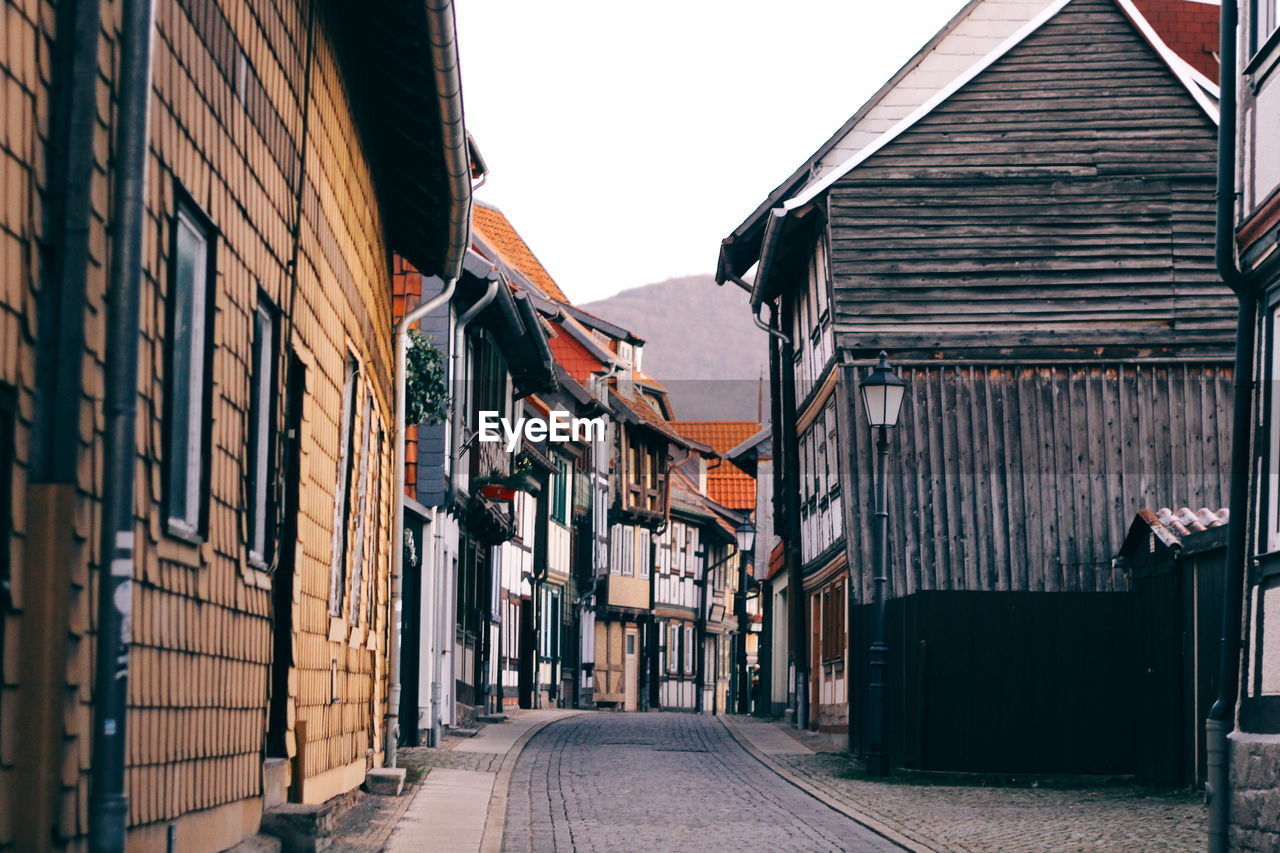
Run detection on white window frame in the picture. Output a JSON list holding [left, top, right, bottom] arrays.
[[1256, 0, 1280, 53], [247, 301, 276, 567], [347, 395, 374, 625], [166, 206, 213, 539], [329, 357, 359, 614]]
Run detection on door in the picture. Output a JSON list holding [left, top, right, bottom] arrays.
[[518, 598, 534, 708], [624, 625, 639, 711], [267, 356, 304, 760], [811, 593, 822, 729]]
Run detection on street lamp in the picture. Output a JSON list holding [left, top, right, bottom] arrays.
[[734, 518, 756, 714], [859, 352, 907, 777]]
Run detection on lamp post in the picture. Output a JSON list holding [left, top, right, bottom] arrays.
[[734, 519, 756, 715], [859, 352, 908, 777]]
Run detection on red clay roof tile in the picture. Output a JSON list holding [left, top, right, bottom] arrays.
[[670, 421, 762, 511], [472, 203, 573, 304], [1132, 0, 1219, 83]]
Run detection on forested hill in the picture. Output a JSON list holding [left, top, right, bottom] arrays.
[[582, 274, 769, 421]]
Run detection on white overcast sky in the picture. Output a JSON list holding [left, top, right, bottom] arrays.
[[453, 1, 971, 304]]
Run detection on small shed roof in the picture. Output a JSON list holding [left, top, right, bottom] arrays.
[[1116, 506, 1229, 562]]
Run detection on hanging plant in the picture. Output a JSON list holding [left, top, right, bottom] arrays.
[[406, 330, 449, 425]]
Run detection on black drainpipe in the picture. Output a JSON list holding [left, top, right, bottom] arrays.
[[752, 297, 806, 731], [1207, 2, 1260, 850], [32, 0, 102, 481], [89, 0, 156, 849]]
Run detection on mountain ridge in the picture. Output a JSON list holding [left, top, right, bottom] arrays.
[[581, 274, 769, 422]]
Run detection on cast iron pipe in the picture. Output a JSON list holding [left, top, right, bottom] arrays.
[[1207, 1, 1259, 849], [89, 0, 156, 847], [388, 278, 457, 765], [773, 299, 807, 730], [387, 0, 473, 769]]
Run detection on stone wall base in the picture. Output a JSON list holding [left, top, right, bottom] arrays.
[[1229, 730, 1280, 851]]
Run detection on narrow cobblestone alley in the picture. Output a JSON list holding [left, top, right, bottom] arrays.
[[501, 714, 902, 853]]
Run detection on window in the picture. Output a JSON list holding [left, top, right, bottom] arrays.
[[1268, 306, 1280, 555], [668, 622, 680, 674], [539, 587, 562, 660], [684, 625, 695, 675], [551, 455, 570, 526], [1269, 307, 1280, 551], [1256, 0, 1279, 53], [247, 300, 279, 568], [365, 429, 384, 627], [791, 235, 834, 401], [799, 398, 843, 562], [165, 203, 215, 538], [329, 356, 359, 614], [347, 396, 374, 625], [639, 529, 651, 580], [822, 581, 846, 663]]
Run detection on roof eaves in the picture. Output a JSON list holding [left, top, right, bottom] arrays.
[[559, 316, 620, 367], [726, 426, 772, 463], [561, 303, 644, 345]]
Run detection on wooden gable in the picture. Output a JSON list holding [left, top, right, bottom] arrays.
[[827, 0, 1234, 359]]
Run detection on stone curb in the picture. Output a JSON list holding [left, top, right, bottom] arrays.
[[718, 716, 940, 853], [479, 712, 584, 853]]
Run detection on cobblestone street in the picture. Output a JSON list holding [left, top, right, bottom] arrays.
[[726, 716, 1207, 853], [501, 713, 902, 852]]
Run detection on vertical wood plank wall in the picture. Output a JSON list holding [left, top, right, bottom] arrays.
[[842, 362, 1233, 603]]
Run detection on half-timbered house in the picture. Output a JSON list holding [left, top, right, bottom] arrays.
[[1215, 0, 1280, 844], [718, 0, 1235, 767], [652, 492, 709, 711], [728, 427, 784, 715]]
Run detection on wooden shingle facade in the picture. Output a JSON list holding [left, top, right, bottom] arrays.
[[721, 0, 1236, 766], [0, 0, 465, 848]]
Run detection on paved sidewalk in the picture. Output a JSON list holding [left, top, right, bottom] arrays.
[[723, 715, 1207, 853], [382, 709, 579, 853]]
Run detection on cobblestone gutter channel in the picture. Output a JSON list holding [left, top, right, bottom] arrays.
[[723, 716, 1207, 853]]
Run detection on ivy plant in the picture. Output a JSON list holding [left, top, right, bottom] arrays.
[[406, 330, 450, 426]]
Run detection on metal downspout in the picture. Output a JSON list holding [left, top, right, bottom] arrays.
[[389, 280, 456, 765], [88, 0, 156, 847], [1208, 1, 1258, 848], [424, 279, 496, 733], [389, 0, 472, 768], [772, 298, 807, 731]]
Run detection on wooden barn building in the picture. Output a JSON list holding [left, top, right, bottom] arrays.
[[717, 0, 1236, 769]]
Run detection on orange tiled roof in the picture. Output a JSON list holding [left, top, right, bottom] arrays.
[[671, 421, 762, 512], [613, 388, 695, 449], [670, 421, 763, 454], [706, 471, 755, 512], [547, 321, 605, 385], [472, 203, 572, 305], [1133, 0, 1219, 83]]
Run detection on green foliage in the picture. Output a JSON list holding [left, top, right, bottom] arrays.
[[406, 330, 449, 426]]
